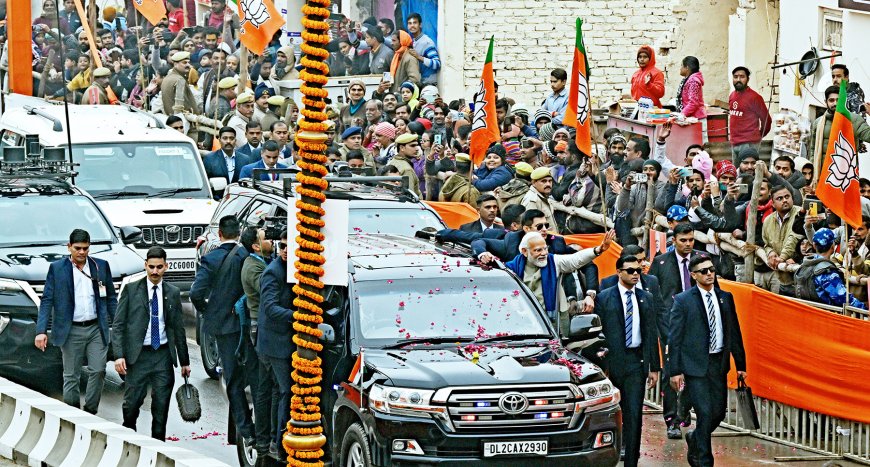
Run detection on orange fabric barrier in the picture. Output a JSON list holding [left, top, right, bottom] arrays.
[[425, 202, 622, 279], [720, 279, 870, 424], [7, 0, 32, 95], [425, 201, 478, 229], [563, 234, 622, 280]]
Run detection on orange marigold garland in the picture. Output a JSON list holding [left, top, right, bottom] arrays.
[[284, 0, 331, 465]]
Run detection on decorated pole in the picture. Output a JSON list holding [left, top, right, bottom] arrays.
[[283, 0, 331, 465]]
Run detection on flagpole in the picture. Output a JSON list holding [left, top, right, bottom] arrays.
[[844, 222, 852, 315]]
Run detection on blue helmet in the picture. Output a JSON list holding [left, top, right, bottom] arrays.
[[813, 228, 836, 250], [667, 205, 688, 221]]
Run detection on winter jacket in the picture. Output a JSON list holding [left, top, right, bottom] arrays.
[[495, 178, 530, 211], [679, 72, 707, 119], [439, 174, 479, 205], [617, 180, 666, 228], [630, 45, 666, 108], [473, 165, 513, 192]]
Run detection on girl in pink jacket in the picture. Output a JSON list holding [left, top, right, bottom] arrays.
[[676, 56, 706, 119]]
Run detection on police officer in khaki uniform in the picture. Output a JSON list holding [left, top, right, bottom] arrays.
[[227, 91, 256, 149], [212, 76, 238, 122], [387, 133, 421, 197], [81, 67, 111, 105], [161, 51, 200, 114]]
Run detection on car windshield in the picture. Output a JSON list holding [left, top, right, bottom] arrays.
[[0, 196, 114, 247], [71, 143, 209, 198], [354, 274, 551, 347], [349, 208, 445, 236]]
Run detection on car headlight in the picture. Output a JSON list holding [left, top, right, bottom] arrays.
[[577, 380, 620, 412], [0, 278, 40, 307], [0, 278, 24, 293], [369, 384, 445, 418], [120, 271, 147, 295]]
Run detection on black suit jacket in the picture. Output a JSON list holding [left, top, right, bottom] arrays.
[[202, 150, 254, 185], [667, 286, 746, 378], [648, 249, 713, 315], [190, 243, 249, 336], [256, 258, 296, 359], [112, 278, 190, 367], [601, 273, 666, 342], [595, 285, 661, 380], [459, 219, 484, 233]]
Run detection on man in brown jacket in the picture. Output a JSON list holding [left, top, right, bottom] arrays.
[[388, 133, 421, 197], [161, 51, 199, 115]]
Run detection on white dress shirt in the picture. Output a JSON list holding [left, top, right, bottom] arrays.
[[701, 287, 724, 353], [143, 281, 168, 346], [617, 282, 641, 348], [71, 259, 97, 322], [223, 150, 236, 181]]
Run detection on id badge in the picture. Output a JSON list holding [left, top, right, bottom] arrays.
[[98, 282, 108, 298]]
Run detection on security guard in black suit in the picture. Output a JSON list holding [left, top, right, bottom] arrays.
[[595, 254, 660, 467]]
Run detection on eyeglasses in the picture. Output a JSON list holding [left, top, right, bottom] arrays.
[[534, 223, 550, 230], [170, 125, 184, 130], [692, 267, 715, 275], [620, 267, 642, 275], [279, 242, 288, 250]]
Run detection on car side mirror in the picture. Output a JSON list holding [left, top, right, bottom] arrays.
[[209, 177, 228, 192], [565, 314, 603, 348], [318, 323, 335, 344], [118, 226, 142, 245]]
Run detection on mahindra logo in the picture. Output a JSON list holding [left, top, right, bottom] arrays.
[[165, 225, 181, 234], [498, 392, 528, 415]]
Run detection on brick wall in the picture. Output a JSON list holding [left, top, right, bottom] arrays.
[[461, 0, 726, 110]]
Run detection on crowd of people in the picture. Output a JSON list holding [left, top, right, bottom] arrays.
[[18, 3, 870, 465]]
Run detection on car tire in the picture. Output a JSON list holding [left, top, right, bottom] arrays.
[[235, 430, 258, 467], [199, 319, 222, 380], [340, 422, 372, 467]]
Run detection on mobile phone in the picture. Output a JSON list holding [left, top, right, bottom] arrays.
[[737, 184, 749, 194], [434, 134, 442, 145], [679, 167, 693, 178], [382, 71, 392, 83], [632, 173, 648, 183], [521, 138, 532, 149]]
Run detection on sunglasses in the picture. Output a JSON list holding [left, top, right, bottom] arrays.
[[279, 242, 288, 250], [692, 267, 715, 275], [534, 223, 550, 230], [620, 267, 642, 275]]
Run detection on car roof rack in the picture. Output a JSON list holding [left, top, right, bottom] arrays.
[[0, 146, 78, 181], [239, 169, 418, 202], [23, 105, 63, 132]]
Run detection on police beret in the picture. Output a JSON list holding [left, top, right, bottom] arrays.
[[530, 166, 553, 181], [395, 133, 418, 145], [92, 66, 111, 78], [218, 77, 238, 89], [236, 92, 254, 104], [341, 126, 362, 140], [171, 51, 191, 62]]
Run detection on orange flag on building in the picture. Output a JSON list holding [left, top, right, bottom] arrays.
[[469, 37, 500, 166], [236, 0, 284, 55], [562, 18, 592, 157], [816, 79, 861, 228], [131, 0, 167, 26]]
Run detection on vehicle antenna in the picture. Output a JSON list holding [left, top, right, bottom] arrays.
[[52, 3, 75, 179]]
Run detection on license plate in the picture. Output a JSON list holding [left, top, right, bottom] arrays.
[[167, 259, 197, 272], [483, 440, 548, 457]]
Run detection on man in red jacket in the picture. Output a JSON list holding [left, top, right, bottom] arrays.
[[729, 66, 772, 158]]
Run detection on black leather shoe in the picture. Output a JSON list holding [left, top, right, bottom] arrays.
[[667, 424, 683, 439], [686, 430, 700, 467]]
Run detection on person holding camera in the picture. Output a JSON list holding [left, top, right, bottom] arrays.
[[613, 160, 665, 239]]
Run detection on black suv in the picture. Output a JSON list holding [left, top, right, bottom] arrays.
[[195, 176, 448, 378], [231, 234, 620, 466], [0, 152, 145, 391]]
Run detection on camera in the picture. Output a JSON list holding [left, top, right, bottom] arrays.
[[737, 184, 749, 194], [631, 173, 648, 183], [521, 138, 533, 149], [262, 216, 287, 241]]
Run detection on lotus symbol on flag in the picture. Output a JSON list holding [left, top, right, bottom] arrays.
[[576, 73, 589, 124], [825, 132, 858, 192], [240, 0, 270, 29], [471, 80, 489, 132], [134, 0, 143, 5]]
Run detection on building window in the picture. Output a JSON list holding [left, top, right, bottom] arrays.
[[820, 8, 843, 51]]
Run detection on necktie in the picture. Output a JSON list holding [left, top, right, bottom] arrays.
[[624, 290, 634, 348], [150, 285, 160, 350], [705, 292, 717, 352], [681, 258, 691, 291]]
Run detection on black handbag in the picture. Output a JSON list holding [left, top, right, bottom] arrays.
[[735, 375, 760, 430], [175, 375, 202, 422]]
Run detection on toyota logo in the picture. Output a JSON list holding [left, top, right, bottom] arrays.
[[165, 225, 181, 234], [498, 392, 529, 415]]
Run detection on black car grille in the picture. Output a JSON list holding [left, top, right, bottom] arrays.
[[137, 225, 204, 248], [163, 270, 196, 283], [446, 385, 577, 433]]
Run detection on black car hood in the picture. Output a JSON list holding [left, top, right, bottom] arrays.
[[0, 243, 143, 282], [364, 344, 605, 389]]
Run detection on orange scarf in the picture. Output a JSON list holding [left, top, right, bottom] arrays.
[[389, 30, 413, 80]]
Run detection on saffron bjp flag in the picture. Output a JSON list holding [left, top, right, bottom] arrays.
[[562, 18, 592, 157], [236, 0, 284, 55], [469, 37, 500, 166], [816, 79, 861, 228], [131, 0, 167, 27]]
